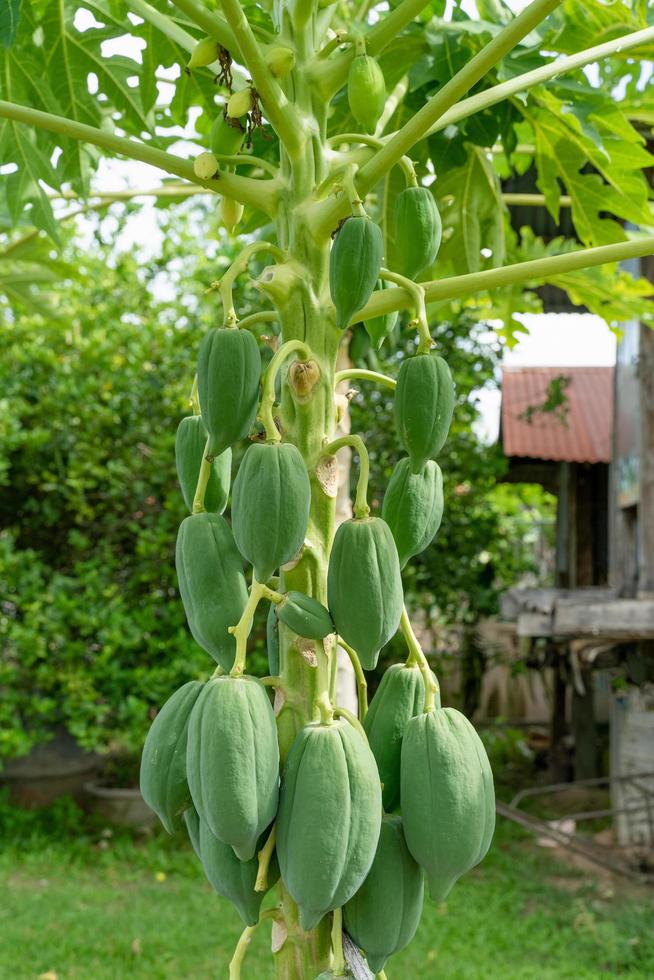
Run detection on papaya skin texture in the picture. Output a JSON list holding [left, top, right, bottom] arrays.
[[343, 814, 424, 973], [327, 517, 403, 669], [329, 215, 383, 330], [139, 680, 204, 834], [401, 707, 495, 901], [186, 676, 280, 862], [363, 663, 440, 812], [196, 327, 261, 458], [394, 352, 455, 473], [174, 415, 231, 515], [382, 457, 444, 568], [175, 512, 248, 671], [184, 808, 279, 926], [276, 719, 382, 932], [232, 442, 311, 584]]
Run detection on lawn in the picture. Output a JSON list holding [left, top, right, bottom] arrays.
[[1, 804, 653, 980]]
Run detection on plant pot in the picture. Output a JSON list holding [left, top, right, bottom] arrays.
[[1, 727, 101, 808], [83, 780, 157, 828]]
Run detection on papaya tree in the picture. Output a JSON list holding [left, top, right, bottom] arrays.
[[2, 1, 654, 978]]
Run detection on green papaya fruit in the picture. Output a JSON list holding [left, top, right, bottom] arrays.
[[186, 676, 280, 861], [363, 279, 398, 348], [197, 327, 261, 457], [277, 591, 334, 640], [266, 601, 279, 675], [140, 680, 204, 834], [347, 54, 386, 135], [327, 517, 403, 669], [329, 216, 383, 330], [363, 663, 440, 812], [394, 185, 442, 280], [232, 442, 311, 583], [210, 112, 246, 156], [276, 719, 382, 931], [401, 707, 495, 901], [394, 353, 455, 473], [343, 814, 424, 973], [381, 458, 444, 568], [175, 415, 231, 515], [183, 808, 280, 926], [175, 512, 248, 671], [187, 37, 219, 70]]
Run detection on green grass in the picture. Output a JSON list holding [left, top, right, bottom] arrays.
[[1, 814, 653, 979]]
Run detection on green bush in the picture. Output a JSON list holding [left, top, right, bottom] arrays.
[[0, 229, 268, 760]]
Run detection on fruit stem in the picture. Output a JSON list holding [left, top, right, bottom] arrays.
[[322, 435, 370, 519], [380, 268, 431, 353], [228, 924, 257, 980], [400, 606, 440, 713], [216, 241, 287, 326], [229, 578, 280, 675], [191, 436, 213, 513], [316, 32, 352, 60], [260, 339, 313, 442], [331, 907, 346, 976], [334, 368, 396, 392], [237, 310, 280, 334], [314, 691, 334, 725], [333, 706, 369, 743], [337, 636, 368, 721], [255, 823, 277, 892]]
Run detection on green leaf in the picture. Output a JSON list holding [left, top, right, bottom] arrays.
[[524, 88, 653, 246], [0, 0, 21, 48], [432, 145, 506, 275]]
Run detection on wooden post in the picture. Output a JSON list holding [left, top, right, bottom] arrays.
[[638, 253, 654, 597]]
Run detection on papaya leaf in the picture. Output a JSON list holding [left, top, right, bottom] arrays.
[[0, 0, 21, 48], [432, 145, 505, 276]]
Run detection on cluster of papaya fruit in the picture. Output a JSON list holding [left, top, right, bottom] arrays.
[[140, 312, 494, 976], [139, 35, 494, 979]]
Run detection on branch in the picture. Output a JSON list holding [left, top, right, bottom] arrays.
[[311, 0, 562, 237], [127, 0, 196, 50], [503, 193, 571, 208], [352, 235, 654, 324], [169, 0, 242, 60], [218, 0, 303, 155], [0, 100, 280, 216], [429, 25, 654, 138]]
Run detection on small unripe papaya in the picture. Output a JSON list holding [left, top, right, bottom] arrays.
[[394, 185, 442, 280], [197, 327, 261, 457], [220, 196, 244, 232], [227, 88, 254, 119], [265, 45, 295, 78], [327, 516, 403, 669], [187, 37, 219, 70], [193, 152, 219, 180], [330, 215, 383, 330], [394, 352, 455, 472], [210, 114, 245, 156], [348, 54, 386, 135]]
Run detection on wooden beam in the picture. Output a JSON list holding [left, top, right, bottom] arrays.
[[553, 599, 654, 637]]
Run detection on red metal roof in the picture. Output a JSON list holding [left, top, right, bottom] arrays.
[[501, 366, 614, 464]]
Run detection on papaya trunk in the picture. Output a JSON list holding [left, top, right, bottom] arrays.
[[267, 8, 343, 974]]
